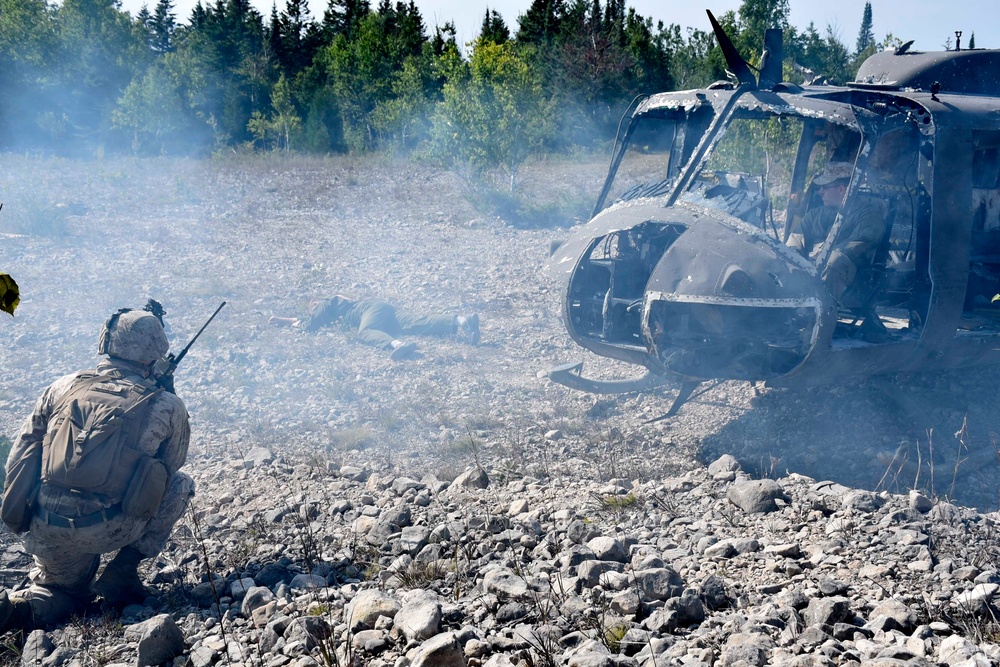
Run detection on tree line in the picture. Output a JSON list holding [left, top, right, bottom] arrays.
[[1, 0, 894, 182]]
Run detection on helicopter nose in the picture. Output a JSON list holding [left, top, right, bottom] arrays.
[[643, 217, 827, 380]]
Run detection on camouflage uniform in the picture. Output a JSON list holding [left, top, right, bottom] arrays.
[[2, 312, 193, 630], [787, 199, 886, 300], [302, 297, 457, 349]]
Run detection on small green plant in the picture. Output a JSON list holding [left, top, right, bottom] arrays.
[[387, 560, 447, 589], [308, 603, 333, 616], [598, 492, 642, 511], [329, 426, 376, 451], [602, 621, 630, 653]]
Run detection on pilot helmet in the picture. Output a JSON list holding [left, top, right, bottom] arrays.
[[98, 309, 169, 364]]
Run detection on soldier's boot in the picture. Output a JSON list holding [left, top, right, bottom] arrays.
[[456, 314, 480, 345], [389, 340, 417, 361], [0, 590, 32, 635], [93, 547, 147, 608]]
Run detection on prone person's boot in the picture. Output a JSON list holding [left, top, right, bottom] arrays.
[[389, 340, 417, 360], [0, 590, 32, 634], [93, 546, 147, 608]]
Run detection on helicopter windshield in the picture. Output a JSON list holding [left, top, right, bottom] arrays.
[[602, 106, 714, 208]]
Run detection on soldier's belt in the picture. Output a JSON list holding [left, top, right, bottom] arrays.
[[36, 504, 123, 529]]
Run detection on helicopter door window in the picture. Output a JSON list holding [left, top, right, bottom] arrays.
[[965, 131, 1000, 317]]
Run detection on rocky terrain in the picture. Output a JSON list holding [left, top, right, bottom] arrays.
[[0, 154, 998, 666]]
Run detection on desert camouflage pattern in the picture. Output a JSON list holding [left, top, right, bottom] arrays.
[[5, 357, 193, 626], [98, 310, 169, 363]]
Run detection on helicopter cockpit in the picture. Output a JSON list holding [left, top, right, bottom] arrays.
[[547, 12, 1000, 401], [558, 90, 939, 382]]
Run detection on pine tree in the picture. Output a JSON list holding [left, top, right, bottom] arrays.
[[321, 0, 369, 42], [431, 21, 456, 55], [277, 0, 316, 75], [969, 32, 976, 49], [855, 1, 873, 56], [479, 8, 510, 44], [268, 3, 283, 65], [149, 0, 176, 52], [516, 0, 564, 45]]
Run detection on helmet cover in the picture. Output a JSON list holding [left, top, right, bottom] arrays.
[[98, 310, 169, 363]]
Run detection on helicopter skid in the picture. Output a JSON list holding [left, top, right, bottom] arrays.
[[546, 361, 673, 394]]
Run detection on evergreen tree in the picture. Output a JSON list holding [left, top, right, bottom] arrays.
[[314, 3, 431, 151], [322, 0, 369, 42], [517, 0, 564, 45], [150, 0, 176, 52], [855, 1, 873, 56], [969, 32, 975, 49], [479, 8, 510, 44], [275, 0, 317, 75], [268, 3, 282, 65], [166, 0, 269, 146], [602, 0, 624, 45], [788, 21, 852, 84], [431, 21, 457, 55]]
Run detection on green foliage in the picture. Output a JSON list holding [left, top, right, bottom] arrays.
[[54, 0, 152, 150], [0, 0, 876, 159], [706, 116, 803, 211], [431, 40, 555, 193], [315, 4, 429, 152], [112, 61, 197, 154], [479, 8, 510, 44], [0, 277, 19, 317], [855, 1, 874, 56], [735, 0, 789, 60], [247, 73, 302, 150]]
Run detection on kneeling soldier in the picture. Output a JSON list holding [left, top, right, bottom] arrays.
[[1, 309, 194, 633]]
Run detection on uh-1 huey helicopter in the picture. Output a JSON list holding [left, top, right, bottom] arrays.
[[544, 10, 1000, 416]]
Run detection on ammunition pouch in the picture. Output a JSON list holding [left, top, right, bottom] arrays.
[[122, 457, 169, 519]]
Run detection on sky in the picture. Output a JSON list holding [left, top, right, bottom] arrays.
[[118, 0, 1000, 54]]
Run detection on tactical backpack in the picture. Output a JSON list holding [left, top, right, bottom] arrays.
[[41, 371, 161, 496], [1, 371, 171, 533], [46, 371, 170, 519]]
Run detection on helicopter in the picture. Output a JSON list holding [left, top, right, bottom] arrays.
[[544, 10, 1000, 415]]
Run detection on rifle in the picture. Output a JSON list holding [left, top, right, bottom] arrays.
[[155, 301, 226, 391]]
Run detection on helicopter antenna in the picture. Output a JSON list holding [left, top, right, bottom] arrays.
[[707, 10, 757, 88]]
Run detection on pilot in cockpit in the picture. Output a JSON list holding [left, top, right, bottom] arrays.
[[786, 161, 886, 302]]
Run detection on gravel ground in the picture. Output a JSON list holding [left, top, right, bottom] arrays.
[[0, 153, 998, 664], [2, 153, 997, 511]]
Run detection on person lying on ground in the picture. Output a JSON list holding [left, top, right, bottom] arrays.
[[269, 295, 480, 360]]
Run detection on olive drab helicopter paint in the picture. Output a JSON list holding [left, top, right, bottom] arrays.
[[545, 10, 1000, 415]]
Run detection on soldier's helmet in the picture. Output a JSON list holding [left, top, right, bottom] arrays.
[[98, 309, 169, 364]]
